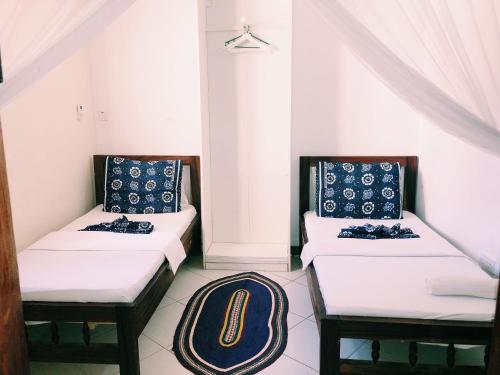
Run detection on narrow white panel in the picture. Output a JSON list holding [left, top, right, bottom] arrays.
[[206, 0, 292, 254]]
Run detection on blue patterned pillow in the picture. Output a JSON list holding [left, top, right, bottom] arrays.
[[316, 161, 401, 219], [103, 157, 183, 214]]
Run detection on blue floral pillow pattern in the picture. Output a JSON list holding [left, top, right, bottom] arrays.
[[103, 157, 183, 214], [316, 161, 402, 219]]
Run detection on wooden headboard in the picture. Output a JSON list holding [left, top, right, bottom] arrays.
[[93, 155, 201, 215], [299, 156, 418, 218]]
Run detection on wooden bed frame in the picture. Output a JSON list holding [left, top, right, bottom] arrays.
[[299, 156, 494, 375], [23, 155, 201, 375]]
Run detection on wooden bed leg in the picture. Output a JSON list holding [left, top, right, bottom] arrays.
[[320, 319, 340, 375], [50, 321, 59, 344], [409, 341, 418, 367], [82, 322, 91, 346], [446, 343, 456, 368], [116, 311, 140, 375], [371, 340, 380, 364]]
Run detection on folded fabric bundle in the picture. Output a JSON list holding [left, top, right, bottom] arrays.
[[80, 215, 154, 234], [338, 223, 420, 239], [426, 276, 498, 299]]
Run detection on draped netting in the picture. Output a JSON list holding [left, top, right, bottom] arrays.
[[309, 0, 500, 156], [0, 0, 136, 108]]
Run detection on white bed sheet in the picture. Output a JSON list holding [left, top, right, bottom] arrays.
[[301, 210, 464, 268], [26, 230, 186, 274], [19, 250, 165, 303], [314, 256, 496, 321], [61, 204, 196, 237], [19, 204, 197, 303]]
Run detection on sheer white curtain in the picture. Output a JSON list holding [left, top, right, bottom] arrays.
[[309, 0, 500, 156], [0, 0, 135, 108], [0, 0, 108, 79]]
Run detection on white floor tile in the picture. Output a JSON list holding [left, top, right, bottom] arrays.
[[349, 340, 385, 361], [187, 267, 242, 280], [285, 320, 319, 370], [76, 334, 162, 375], [283, 282, 313, 318], [165, 268, 210, 301], [143, 302, 185, 349], [76, 363, 118, 375], [285, 320, 367, 371], [259, 271, 293, 286], [177, 296, 191, 305], [349, 340, 455, 365], [85, 326, 162, 360], [157, 294, 177, 309], [259, 354, 318, 374], [340, 339, 367, 359], [295, 274, 308, 286], [31, 363, 86, 375], [455, 345, 487, 366], [288, 312, 306, 329], [140, 349, 191, 375], [87, 326, 116, 344], [138, 335, 164, 359], [272, 257, 305, 281]]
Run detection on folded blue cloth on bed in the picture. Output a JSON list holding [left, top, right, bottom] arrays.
[[80, 216, 154, 234], [338, 223, 419, 239]]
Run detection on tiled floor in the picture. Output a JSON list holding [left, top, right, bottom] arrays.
[[29, 256, 486, 374]]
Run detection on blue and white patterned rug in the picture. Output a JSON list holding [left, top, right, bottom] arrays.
[[173, 272, 288, 375]]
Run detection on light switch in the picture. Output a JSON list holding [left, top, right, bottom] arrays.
[[76, 104, 84, 122]]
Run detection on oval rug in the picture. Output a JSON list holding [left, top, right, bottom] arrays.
[[173, 272, 288, 375]]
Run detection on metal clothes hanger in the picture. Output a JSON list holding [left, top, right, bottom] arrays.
[[224, 25, 270, 52]]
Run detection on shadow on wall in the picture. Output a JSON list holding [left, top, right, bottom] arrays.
[[290, 0, 344, 246], [415, 120, 500, 263]]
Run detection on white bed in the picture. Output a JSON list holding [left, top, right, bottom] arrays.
[[314, 256, 495, 321], [18, 204, 196, 303], [302, 210, 496, 321]]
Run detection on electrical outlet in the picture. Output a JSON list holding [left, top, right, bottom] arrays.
[[97, 110, 108, 122]]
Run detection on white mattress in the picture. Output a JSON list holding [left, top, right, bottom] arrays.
[[301, 210, 464, 268], [19, 250, 165, 303], [313, 256, 496, 321], [19, 204, 197, 303]]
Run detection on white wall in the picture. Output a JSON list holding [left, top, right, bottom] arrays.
[[416, 122, 500, 262], [291, 0, 420, 246], [1, 49, 96, 251], [89, 0, 202, 156], [206, 0, 291, 245]]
